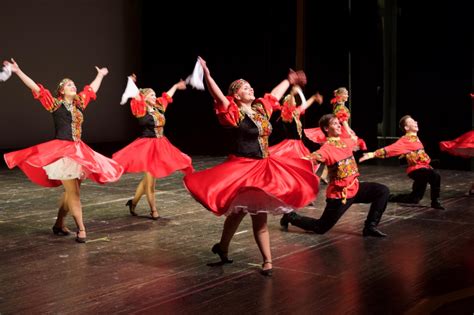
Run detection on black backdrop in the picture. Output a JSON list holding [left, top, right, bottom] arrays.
[[0, 0, 471, 169]]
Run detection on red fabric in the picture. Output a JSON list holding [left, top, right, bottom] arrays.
[[316, 138, 360, 199], [32, 84, 96, 112], [439, 131, 474, 158], [214, 94, 280, 127], [183, 155, 319, 216], [4, 140, 124, 187], [258, 93, 281, 117], [214, 96, 241, 127], [280, 101, 299, 123], [304, 127, 367, 151], [304, 127, 326, 144], [112, 137, 193, 178], [334, 104, 350, 122], [156, 92, 173, 111], [269, 139, 310, 158], [130, 95, 147, 117], [376, 135, 431, 174]]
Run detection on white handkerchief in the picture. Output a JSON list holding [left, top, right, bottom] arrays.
[[296, 86, 307, 107], [185, 59, 204, 90], [120, 76, 139, 105], [0, 64, 12, 82]]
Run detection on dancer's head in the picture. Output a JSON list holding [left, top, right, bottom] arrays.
[[331, 87, 348, 104], [140, 88, 156, 105], [56, 78, 76, 99], [227, 79, 255, 104], [319, 114, 341, 137], [399, 115, 419, 133]]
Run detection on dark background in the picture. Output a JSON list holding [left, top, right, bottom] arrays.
[[0, 0, 471, 169]]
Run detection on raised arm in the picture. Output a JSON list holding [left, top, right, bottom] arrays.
[[4, 59, 40, 93], [166, 79, 187, 98], [302, 92, 323, 111], [198, 56, 229, 108], [89, 66, 108, 93], [270, 69, 306, 100]]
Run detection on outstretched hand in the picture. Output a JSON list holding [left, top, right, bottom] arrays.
[[198, 56, 210, 76], [176, 79, 187, 90], [95, 66, 109, 77], [4, 58, 19, 73], [129, 73, 137, 82], [313, 92, 323, 105], [288, 69, 307, 87], [359, 153, 371, 163]]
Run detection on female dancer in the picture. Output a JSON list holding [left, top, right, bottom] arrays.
[[113, 75, 193, 219], [268, 85, 323, 159], [3, 59, 124, 243], [183, 57, 319, 276]]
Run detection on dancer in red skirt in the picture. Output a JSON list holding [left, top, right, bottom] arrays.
[[360, 115, 445, 209], [3, 59, 124, 243], [113, 75, 193, 220], [268, 85, 323, 159], [439, 130, 474, 194], [183, 57, 319, 276], [304, 87, 367, 182]]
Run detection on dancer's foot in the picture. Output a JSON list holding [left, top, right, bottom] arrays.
[[211, 243, 233, 264], [150, 209, 160, 220], [75, 229, 87, 243], [260, 261, 273, 277], [52, 225, 71, 236], [126, 199, 137, 216]]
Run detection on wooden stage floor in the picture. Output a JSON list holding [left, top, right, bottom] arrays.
[[0, 156, 473, 314]]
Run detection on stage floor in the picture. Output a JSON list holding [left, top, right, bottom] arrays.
[[1, 156, 473, 314]]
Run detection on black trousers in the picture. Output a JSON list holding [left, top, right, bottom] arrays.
[[289, 182, 389, 234], [390, 168, 441, 203]]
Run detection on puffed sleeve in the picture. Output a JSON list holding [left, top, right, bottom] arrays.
[[214, 96, 241, 127], [257, 93, 281, 118], [156, 92, 173, 111], [334, 105, 350, 122], [76, 85, 97, 110], [32, 84, 58, 112], [280, 100, 298, 123], [130, 94, 147, 118]]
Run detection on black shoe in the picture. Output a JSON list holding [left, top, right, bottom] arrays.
[[260, 261, 273, 277], [52, 226, 70, 236], [280, 214, 291, 231], [75, 230, 87, 243], [211, 243, 233, 264], [260, 268, 273, 277], [363, 226, 387, 237], [431, 200, 445, 210], [126, 199, 137, 216]]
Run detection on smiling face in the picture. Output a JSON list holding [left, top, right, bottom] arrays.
[[319, 114, 342, 137], [233, 82, 255, 103], [399, 115, 419, 133], [144, 89, 157, 105], [57, 78, 77, 99], [335, 87, 349, 102], [325, 117, 342, 137], [403, 117, 419, 133]]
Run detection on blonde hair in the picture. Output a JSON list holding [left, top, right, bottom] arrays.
[[56, 78, 72, 97]]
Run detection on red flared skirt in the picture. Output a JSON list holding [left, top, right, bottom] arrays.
[[269, 139, 311, 158], [112, 137, 194, 178], [183, 155, 319, 216], [439, 131, 474, 158], [4, 139, 124, 187]]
